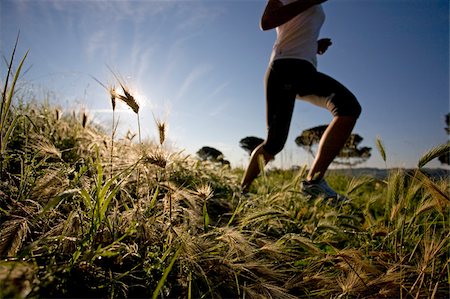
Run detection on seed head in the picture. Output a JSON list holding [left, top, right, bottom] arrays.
[[55, 108, 61, 121], [154, 117, 166, 145], [143, 151, 167, 168], [117, 84, 139, 114], [81, 112, 88, 128], [109, 86, 117, 111]]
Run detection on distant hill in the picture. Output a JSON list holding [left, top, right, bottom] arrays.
[[328, 167, 449, 180]]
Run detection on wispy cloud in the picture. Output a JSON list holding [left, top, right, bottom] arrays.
[[84, 29, 119, 62], [173, 3, 226, 33], [174, 64, 214, 102], [76, 0, 225, 96], [208, 100, 230, 117], [200, 81, 231, 117]]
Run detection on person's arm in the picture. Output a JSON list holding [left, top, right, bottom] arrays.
[[260, 0, 328, 31]]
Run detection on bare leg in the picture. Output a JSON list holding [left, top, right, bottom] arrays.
[[241, 144, 274, 192], [307, 116, 357, 181]]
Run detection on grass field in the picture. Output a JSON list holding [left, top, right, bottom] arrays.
[[1, 46, 449, 298]]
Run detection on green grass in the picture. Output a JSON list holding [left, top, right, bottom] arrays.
[[0, 46, 449, 298]]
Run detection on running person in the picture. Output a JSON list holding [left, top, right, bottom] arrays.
[[241, 0, 362, 203]]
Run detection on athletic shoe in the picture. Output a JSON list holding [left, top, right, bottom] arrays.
[[300, 178, 349, 206]]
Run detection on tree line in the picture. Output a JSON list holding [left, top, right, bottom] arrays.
[[197, 125, 373, 167], [197, 114, 449, 167]]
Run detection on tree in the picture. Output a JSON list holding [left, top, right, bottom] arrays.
[[295, 125, 372, 167], [196, 146, 230, 165], [438, 113, 449, 165], [239, 136, 264, 155], [336, 134, 372, 166], [294, 125, 327, 157]]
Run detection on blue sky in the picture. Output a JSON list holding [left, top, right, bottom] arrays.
[[1, 0, 448, 169]]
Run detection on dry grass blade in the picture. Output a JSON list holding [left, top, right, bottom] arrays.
[[279, 233, 323, 256], [1, 33, 27, 129], [260, 240, 296, 261], [216, 227, 253, 258], [346, 176, 374, 195], [1, 32, 29, 172], [243, 280, 298, 299], [413, 170, 449, 216], [90, 75, 117, 112], [390, 202, 402, 222], [0, 218, 29, 257], [30, 135, 61, 158], [409, 232, 450, 297]]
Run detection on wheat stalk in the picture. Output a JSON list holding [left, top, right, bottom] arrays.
[[0, 32, 29, 178], [375, 136, 387, 165], [153, 115, 166, 146], [81, 110, 88, 128], [106, 66, 140, 114]]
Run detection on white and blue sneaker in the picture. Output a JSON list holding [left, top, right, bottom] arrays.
[[300, 178, 349, 207]]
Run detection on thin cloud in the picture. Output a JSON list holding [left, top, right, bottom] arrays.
[[175, 64, 214, 102], [84, 29, 116, 61], [173, 3, 226, 33], [208, 100, 230, 118]]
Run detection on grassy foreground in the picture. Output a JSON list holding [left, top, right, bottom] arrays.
[[0, 100, 448, 299], [0, 44, 449, 299]]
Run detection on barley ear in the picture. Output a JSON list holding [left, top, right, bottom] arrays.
[[81, 111, 88, 128], [109, 86, 117, 111], [143, 151, 167, 168], [55, 108, 61, 121], [117, 92, 139, 114], [417, 142, 450, 168], [375, 136, 386, 163], [105, 65, 139, 113], [153, 114, 166, 145]]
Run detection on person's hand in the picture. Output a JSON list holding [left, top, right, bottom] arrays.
[[317, 38, 332, 55]]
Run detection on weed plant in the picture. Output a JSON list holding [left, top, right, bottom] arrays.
[[0, 46, 449, 298]]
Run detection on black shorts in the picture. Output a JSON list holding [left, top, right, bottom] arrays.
[[263, 58, 362, 156]]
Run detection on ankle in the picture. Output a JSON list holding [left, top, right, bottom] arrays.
[[306, 175, 323, 183], [307, 170, 324, 182]]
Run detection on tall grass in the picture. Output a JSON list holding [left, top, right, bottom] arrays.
[[0, 47, 448, 298], [0, 34, 29, 179]]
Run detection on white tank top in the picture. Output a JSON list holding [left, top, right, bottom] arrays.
[[270, 2, 325, 68]]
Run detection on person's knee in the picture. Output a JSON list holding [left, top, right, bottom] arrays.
[[353, 100, 362, 118], [251, 143, 273, 163], [331, 96, 362, 118], [261, 141, 283, 158]]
